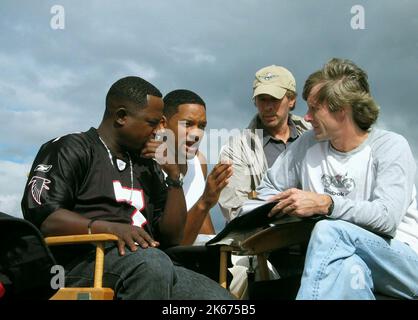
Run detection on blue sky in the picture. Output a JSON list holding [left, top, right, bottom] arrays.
[[1, 0, 417, 232]]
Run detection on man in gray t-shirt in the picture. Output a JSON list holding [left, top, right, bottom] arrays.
[[254, 58, 418, 299]]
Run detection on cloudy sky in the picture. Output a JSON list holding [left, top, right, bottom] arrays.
[[1, 0, 417, 231]]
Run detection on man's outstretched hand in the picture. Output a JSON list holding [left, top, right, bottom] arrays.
[[199, 162, 233, 210]]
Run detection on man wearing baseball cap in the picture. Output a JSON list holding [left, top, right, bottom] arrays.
[[219, 65, 310, 220], [218, 65, 311, 298]]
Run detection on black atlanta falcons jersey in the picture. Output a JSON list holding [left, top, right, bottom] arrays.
[[21, 127, 168, 239]]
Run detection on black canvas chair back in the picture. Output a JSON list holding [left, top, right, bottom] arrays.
[[0, 212, 57, 300]]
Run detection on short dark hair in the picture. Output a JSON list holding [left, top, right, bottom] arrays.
[[104, 76, 162, 117], [163, 89, 206, 119]]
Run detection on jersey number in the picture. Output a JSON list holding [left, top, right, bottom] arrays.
[[113, 181, 147, 227]]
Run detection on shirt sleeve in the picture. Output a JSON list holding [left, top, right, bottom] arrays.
[[256, 132, 311, 200], [218, 142, 255, 222], [21, 134, 90, 229], [218, 130, 271, 222]]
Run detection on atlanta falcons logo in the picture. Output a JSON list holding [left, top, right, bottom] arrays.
[[28, 176, 51, 205]]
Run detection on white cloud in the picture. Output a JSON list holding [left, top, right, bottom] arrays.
[[169, 46, 216, 65], [192, 52, 216, 64], [0, 160, 31, 218], [0, 194, 23, 218], [119, 60, 159, 80], [0, 97, 81, 149], [0, 53, 101, 154], [0, 52, 79, 91]]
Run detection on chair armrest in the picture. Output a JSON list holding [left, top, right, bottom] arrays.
[[44, 233, 118, 246], [45, 233, 119, 292], [241, 220, 316, 254]]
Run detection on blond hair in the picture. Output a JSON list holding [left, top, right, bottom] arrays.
[[303, 58, 380, 131]]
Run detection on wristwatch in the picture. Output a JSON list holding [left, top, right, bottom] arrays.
[[327, 196, 334, 216], [165, 173, 184, 188]]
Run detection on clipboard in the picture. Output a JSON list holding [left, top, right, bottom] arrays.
[[206, 201, 302, 247]]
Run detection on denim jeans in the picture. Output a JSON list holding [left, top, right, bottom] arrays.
[[297, 219, 418, 300], [65, 245, 234, 300]]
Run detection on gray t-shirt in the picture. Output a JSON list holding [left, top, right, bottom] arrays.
[[255, 128, 418, 254]]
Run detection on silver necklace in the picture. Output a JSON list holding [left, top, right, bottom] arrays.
[[99, 136, 134, 201]]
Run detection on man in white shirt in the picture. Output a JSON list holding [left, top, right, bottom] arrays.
[[160, 89, 232, 245], [141, 89, 234, 286]]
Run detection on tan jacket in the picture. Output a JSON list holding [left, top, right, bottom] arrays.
[[218, 114, 311, 222]]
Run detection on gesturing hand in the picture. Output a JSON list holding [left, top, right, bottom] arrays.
[[200, 162, 233, 210], [268, 188, 331, 218], [106, 222, 160, 256]]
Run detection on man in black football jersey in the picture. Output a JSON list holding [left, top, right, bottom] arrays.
[[21, 76, 233, 300]]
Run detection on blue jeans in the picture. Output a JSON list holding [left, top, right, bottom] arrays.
[[297, 219, 418, 300], [65, 245, 234, 300]]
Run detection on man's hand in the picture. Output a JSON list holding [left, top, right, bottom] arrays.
[[140, 138, 163, 159], [104, 221, 160, 256], [268, 188, 332, 218], [198, 162, 233, 211], [140, 136, 180, 178]]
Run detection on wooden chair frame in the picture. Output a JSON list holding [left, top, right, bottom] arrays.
[[45, 233, 118, 300], [218, 220, 316, 290]]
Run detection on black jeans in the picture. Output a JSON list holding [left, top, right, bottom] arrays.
[[164, 245, 233, 284]]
